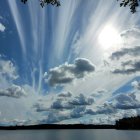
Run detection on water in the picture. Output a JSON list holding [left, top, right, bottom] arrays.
[[0, 130, 139, 140]]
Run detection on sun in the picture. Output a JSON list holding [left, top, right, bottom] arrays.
[[98, 25, 121, 50]]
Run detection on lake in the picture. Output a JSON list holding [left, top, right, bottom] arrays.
[[0, 129, 139, 140]]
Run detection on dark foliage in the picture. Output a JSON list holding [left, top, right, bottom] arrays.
[[21, 0, 60, 7], [117, 0, 140, 13], [116, 116, 140, 129], [0, 124, 115, 130], [21, 0, 140, 13]]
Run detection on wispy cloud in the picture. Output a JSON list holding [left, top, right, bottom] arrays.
[[7, 0, 26, 55]]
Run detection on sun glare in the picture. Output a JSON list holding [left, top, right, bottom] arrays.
[[98, 25, 121, 50]]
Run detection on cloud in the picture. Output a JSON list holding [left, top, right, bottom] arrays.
[[0, 85, 26, 98], [0, 23, 5, 32], [44, 58, 95, 86], [110, 92, 140, 110], [51, 93, 94, 110], [115, 93, 140, 109], [121, 27, 140, 39], [112, 59, 140, 74], [96, 103, 116, 114], [51, 98, 74, 110], [70, 106, 86, 118], [109, 46, 140, 75], [58, 92, 72, 97], [46, 111, 70, 124], [110, 46, 140, 60], [33, 103, 49, 112], [109, 28, 140, 75], [93, 92, 140, 116], [33, 92, 95, 123], [0, 58, 18, 80], [69, 94, 94, 106], [131, 80, 140, 90], [33, 90, 140, 124]]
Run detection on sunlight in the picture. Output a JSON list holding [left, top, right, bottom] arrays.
[[98, 25, 121, 50]]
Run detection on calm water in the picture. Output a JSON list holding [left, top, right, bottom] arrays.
[[0, 130, 139, 140]]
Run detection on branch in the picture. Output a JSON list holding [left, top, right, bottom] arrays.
[[21, 0, 61, 7], [117, 0, 139, 13]]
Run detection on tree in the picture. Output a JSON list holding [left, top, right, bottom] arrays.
[[21, 0, 140, 14], [21, 0, 61, 7], [117, 0, 139, 13]]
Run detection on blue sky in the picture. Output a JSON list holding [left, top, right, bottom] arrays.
[[0, 0, 140, 125]]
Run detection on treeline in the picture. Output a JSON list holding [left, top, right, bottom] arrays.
[[0, 116, 140, 130], [116, 116, 140, 129]]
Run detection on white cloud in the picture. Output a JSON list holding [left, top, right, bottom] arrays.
[[0, 56, 19, 89], [131, 80, 140, 90], [121, 27, 140, 36], [0, 58, 18, 80], [0, 23, 5, 32]]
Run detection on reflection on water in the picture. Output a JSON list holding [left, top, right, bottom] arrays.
[[0, 130, 139, 140]]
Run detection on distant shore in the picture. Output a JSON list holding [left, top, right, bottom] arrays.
[[0, 116, 140, 130], [0, 124, 115, 130]]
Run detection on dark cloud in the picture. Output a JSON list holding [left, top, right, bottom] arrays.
[[94, 92, 140, 115], [70, 106, 86, 118], [104, 93, 140, 111], [33, 93, 95, 123], [69, 94, 94, 106], [94, 103, 116, 115], [112, 60, 140, 74], [33, 103, 49, 112], [51, 99, 74, 110], [109, 30, 140, 75], [44, 58, 95, 86], [33, 91, 140, 124], [114, 93, 140, 110], [51, 93, 94, 110], [58, 92, 72, 97], [85, 108, 96, 115], [46, 112, 70, 124], [110, 46, 140, 60], [0, 85, 26, 98]]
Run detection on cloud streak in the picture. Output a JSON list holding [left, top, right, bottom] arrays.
[[8, 0, 26, 55]]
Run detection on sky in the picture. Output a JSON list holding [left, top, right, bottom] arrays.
[[0, 0, 140, 125]]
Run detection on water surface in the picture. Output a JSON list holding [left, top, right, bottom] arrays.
[[0, 129, 139, 140]]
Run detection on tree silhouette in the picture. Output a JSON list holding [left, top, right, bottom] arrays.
[[117, 0, 140, 13], [21, 0, 140, 13], [21, 0, 60, 7]]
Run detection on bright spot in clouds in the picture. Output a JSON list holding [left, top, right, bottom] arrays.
[[98, 25, 122, 50]]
